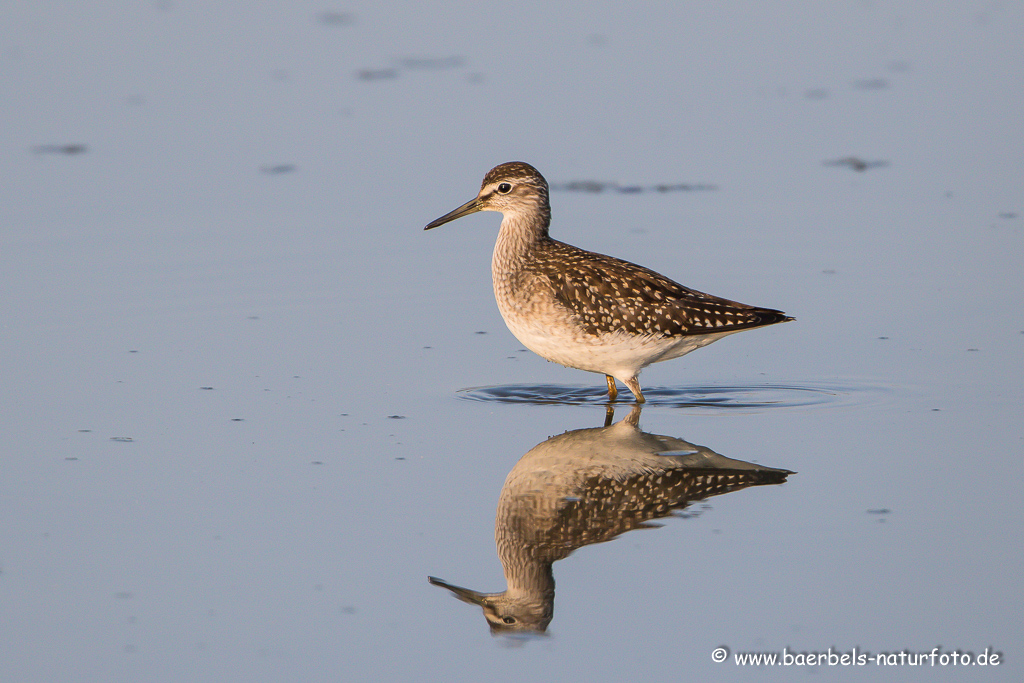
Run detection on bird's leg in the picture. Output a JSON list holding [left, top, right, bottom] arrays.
[[605, 375, 618, 401], [623, 376, 646, 404], [623, 404, 643, 426]]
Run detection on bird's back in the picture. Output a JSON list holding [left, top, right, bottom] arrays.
[[528, 238, 792, 339]]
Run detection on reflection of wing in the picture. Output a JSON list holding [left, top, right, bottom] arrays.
[[504, 459, 791, 557]]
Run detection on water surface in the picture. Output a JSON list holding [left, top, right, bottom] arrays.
[[2, 2, 1021, 681]]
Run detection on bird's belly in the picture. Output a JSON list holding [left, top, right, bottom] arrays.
[[493, 269, 741, 380], [501, 312, 737, 380]]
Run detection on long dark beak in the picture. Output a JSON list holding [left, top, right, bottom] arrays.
[[424, 197, 483, 230], [427, 576, 495, 606]]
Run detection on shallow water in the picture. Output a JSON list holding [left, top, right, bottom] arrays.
[[2, 2, 1022, 682], [460, 380, 889, 410]]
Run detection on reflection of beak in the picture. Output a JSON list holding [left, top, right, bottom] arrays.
[[428, 576, 495, 606], [424, 197, 483, 230]]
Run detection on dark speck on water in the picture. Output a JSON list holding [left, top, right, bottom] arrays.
[[550, 180, 717, 193], [356, 68, 398, 81], [33, 144, 88, 155], [824, 157, 890, 172], [316, 11, 354, 26], [260, 164, 296, 175], [387, 415, 406, 420]]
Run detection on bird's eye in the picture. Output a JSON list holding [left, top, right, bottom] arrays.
[[502, 616, 517, 624], [497, 182, 513, 194]]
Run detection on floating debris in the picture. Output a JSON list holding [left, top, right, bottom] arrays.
[[260, 164, 296, 175], [867, 508, 891, 522], [316, 11, 354, 26], [550, 180, 717, 194], [853, 78, 889, 90], [32, 144, 88, 155], [357, 56, 467, 82], [824, 157, 890, 172], [356, 68, 398, 81]]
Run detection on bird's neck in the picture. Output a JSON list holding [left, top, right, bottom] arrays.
[[492, 212, 550, 274]]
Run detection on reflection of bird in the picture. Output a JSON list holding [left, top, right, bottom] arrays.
[[429, 407, 793, 634], [425, 162, 792, 403]]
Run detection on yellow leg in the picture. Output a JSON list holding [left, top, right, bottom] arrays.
[[605, 375, 618, 401]]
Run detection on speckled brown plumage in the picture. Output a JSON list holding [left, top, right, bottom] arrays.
[[530, 240, 791, 338], [425, 161, 793, 402]]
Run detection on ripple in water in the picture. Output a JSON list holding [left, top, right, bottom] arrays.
[[459, 380, 891, 411]]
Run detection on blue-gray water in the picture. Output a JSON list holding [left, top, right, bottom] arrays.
[[2, 2, 1021, 681]]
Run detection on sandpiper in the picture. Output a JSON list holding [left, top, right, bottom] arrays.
[[424, 162, 792, 403]]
